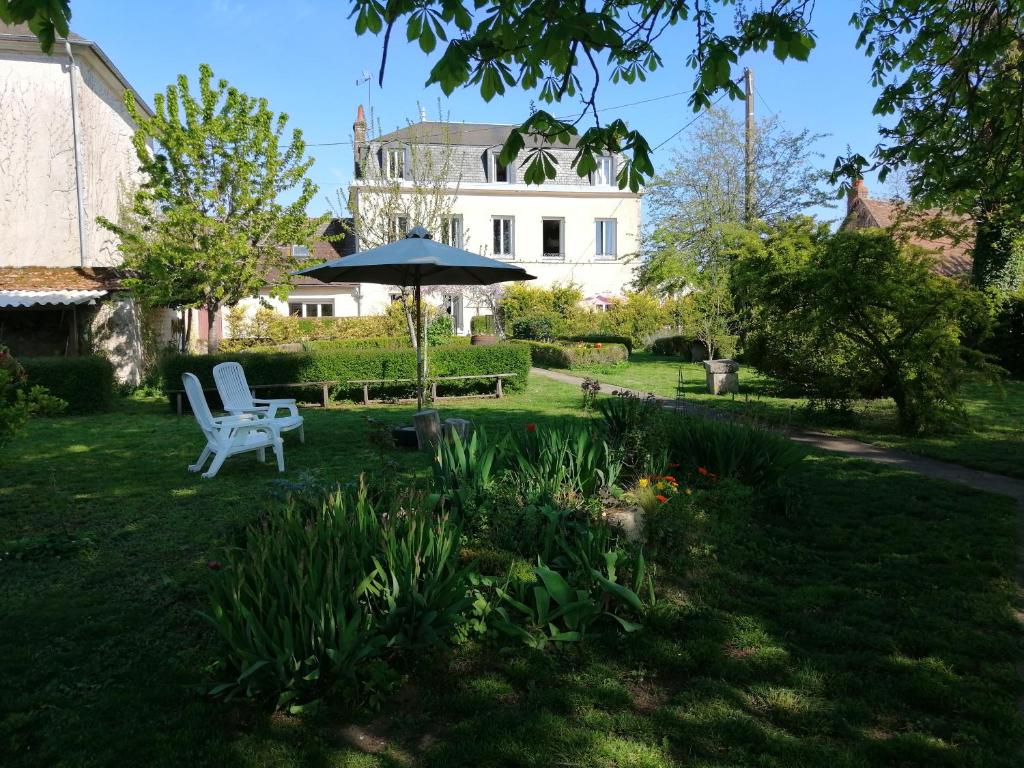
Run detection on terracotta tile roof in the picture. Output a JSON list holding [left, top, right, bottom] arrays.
[[0, 267, 122, 292], [844, 194, 974, 277], [268, 218, 358, 288]]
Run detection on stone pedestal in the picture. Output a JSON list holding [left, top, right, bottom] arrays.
[[413, 409, 441, 450], [703, 359, 740, 395], [442, 418, 472, 442]]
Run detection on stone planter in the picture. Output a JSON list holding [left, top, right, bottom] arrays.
[[470, 333, 497, 346], [703, 358, 739, 395]]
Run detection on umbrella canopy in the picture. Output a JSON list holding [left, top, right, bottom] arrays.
[[295, 226, 536, 411], [294, 226, 536, 287]]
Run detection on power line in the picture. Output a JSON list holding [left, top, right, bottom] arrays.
[[651, 91, 729, 152]]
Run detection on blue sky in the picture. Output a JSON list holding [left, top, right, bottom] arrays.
[[72, 0, 888, 222]]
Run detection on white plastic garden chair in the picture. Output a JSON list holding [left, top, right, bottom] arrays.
[[212, 361, 305, 443], [182, 372, 285, 479]]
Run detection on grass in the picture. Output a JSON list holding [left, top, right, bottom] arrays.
[[556, 352, 1024, 478], [1, 375, 1021, 766]]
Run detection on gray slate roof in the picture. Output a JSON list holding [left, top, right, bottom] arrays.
[[376, 121, 582, 149]]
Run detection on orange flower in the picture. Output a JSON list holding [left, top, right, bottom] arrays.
[[656, 494, 669, 503], [697, 466, 709, 476], [526, 423, 536, 433], [663, 475, 677, 484], [595, 342, 603, 349]]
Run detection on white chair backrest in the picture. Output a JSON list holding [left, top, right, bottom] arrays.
[[213, 362, 254, 412], [182, 373, 217, 440]]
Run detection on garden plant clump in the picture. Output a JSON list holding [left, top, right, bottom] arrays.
[[203, 390, 806, 714]]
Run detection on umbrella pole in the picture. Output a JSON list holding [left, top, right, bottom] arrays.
[[415, 281, 423, 411]]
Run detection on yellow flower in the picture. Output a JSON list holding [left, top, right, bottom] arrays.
[[685, 488, 692, 496], [638, 478, 649, 488]]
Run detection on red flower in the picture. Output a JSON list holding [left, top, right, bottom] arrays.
[[656, 494, 669, 504], [207, 560, 222, 571], [663, 475, 677, 484], [526, 423, 537, 433], [697, 466, 709, 476], [668, 462, 680, 469]]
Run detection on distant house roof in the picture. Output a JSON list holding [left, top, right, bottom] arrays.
[[268, 218, 358, 288], [842, 180, 973, 277], [375, 121, 582, 149], [0, 22, 154, 117]]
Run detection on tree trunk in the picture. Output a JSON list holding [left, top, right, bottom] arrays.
[[183, 308, 192, 353], [206, 303, 218, 355], [401, 291, 418, 349]]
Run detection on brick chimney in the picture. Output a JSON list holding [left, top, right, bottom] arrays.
[[353, 104, 366, 178], [847, 177, 868, 214]]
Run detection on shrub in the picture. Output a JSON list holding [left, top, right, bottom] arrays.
[[560, 334, 633, 354], [20, 355, 115, 413], [224, 306, 400, 350], [1, 347, 67, 446], [734, 224, 994, 433], [518, 340, 629, 369], [426, 313, 455, 346], [651, 335, 692, 357], [596, 391, 668, 481], [664, 411, 805, 489], [470, 314, 496, 334], [589, 292, 668, 350], [511, 316, 557, 341], [986, 293, 1024, 379], [159, 342, 531, 404], [499, 283, 584, 338]]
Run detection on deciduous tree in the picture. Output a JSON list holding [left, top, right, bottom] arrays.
[[100, 64, 322, 353]]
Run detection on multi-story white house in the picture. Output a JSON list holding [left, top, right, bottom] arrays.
[[0, 23, 154, 381], [344, 107, 641, 332]]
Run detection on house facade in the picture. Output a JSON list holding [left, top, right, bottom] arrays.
[[0, 23, 154, 381], [343, 108, 642, 332]]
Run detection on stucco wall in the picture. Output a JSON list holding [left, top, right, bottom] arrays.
[[0, 44, 141, 268]]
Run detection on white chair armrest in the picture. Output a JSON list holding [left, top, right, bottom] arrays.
[[253, 398, 299, 418], [230, 420, 281, 440]]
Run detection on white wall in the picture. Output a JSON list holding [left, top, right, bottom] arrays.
[[0, 42, 143, 268], [350, 181, 640, 298]]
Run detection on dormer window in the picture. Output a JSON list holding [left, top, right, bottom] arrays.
[[594, 156, 615, 186], [386, 147, 406, 179], [487, 149, 513, 183], [291, 244, 310, 259]]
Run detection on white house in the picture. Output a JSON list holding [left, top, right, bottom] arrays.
[[342, 107, 642, 332], [0, 23, 154, 381]]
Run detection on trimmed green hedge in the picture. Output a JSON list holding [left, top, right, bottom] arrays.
[[651, 335, 693, 356], [559, 334, 634, 354], [517, 340, 629, 369], [303, 337, 410, 351], [159, 343, 531, 405], [20, 355, 115, 413]]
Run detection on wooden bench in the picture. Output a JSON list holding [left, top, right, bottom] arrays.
[[350, 373, 517, 405], [169, 380, 340, 415]]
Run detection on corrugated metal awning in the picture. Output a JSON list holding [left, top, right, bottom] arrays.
[[0, 290, 107, 308]]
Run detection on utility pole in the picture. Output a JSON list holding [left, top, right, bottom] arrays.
[[743, 67, 755, 224]]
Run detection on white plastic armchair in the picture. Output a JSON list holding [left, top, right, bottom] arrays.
[[213, 361, 305, 443], [182, 373, 285, 479]]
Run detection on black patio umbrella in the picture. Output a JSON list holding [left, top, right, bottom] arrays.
[[295, 226, 536, 409]]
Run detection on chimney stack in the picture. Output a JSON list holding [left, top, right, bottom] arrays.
[[353, 104, 367, 177], [847, 177, 868, 213]]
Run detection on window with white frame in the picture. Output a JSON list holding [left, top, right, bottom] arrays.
[[594, 156, 614, 186], [542, 218, 564, 261], [386, 147, 405, 179], [291, 244, 310, 258], [440, 214, 464, 248], [492, 216, 514, 258], [595, 219, 617, 259], [489, 151, 510, 183], [389, 214, 409, 242], [288, 301, 334, 318]]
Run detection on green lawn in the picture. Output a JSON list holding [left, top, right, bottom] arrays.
[[1, 376, 1021, 767], [558, 352, 1024, 478]]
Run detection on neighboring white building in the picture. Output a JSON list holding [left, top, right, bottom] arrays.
[[0, 23, 155, 381], [343, 107, 642, 332]]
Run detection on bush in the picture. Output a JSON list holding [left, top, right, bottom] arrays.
[[986, 294, 1024, 379], [223, 306, 401, 351], [511, 316, 557, 341], [588, 292, 668, 350], [20, 355, 115, 413], [651, 335, 692, 356], [470, 314, 496, 334], [304, 337, 410, 351], [426, 313, 455, 346], [1, 347, 67, 445], [159, 343, 531, 404], [499, 283, 584, 339], [560, 334, 633, 354], [664, 411, 805, 489], [518, 340, 629, 369]]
